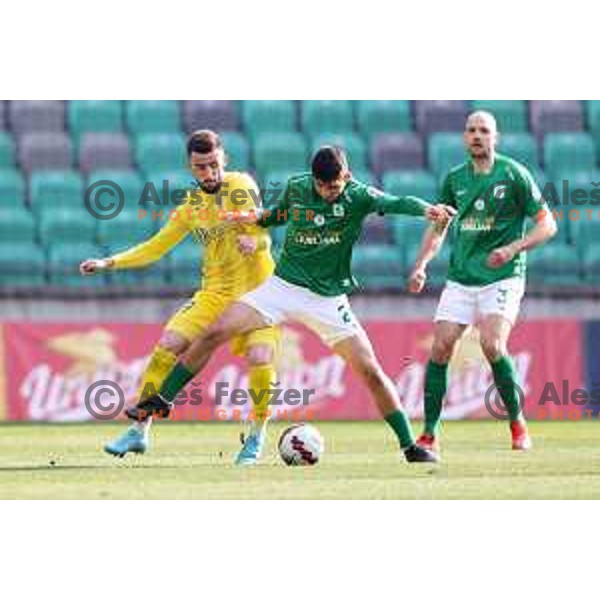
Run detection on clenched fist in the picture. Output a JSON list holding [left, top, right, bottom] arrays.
[[408, 267, 427, 294], [79, 258, 113, 275], [425, 204, 456, 230]]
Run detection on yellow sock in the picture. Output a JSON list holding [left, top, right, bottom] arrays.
[[248, 363, 276, 434], [136, 345, 178, 403]]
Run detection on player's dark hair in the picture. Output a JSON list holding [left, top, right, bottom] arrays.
[[187, 130, 223, 156], [311, 146, 348, 182]]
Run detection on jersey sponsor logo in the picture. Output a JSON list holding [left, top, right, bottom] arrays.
[[314, 214, 326, 226], [474, 198, 485, 211], [294, 231, 341, 246], [193, 224, 227, 245], [459, 217, 495, 232]]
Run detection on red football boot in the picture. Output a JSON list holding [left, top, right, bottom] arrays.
[[416, 433, 439, 453], [510, 420, 532, 451]]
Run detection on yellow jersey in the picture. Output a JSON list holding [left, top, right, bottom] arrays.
[[111, 172, 274, 295]]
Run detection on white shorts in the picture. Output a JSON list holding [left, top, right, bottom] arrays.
[[239, 275, 367, 347], [434, 277, 525, 326]]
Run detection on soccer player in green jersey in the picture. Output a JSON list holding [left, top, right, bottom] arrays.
[[129, 146, 455, 464], [408, 111, 557, 453]]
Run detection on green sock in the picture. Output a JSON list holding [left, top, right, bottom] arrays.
[[384, 410, 415, 449], [491, 355, 522, 422], [424, 360, 448, 436], [160, 362, 195, 402]]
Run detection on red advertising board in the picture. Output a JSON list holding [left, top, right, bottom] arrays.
[[0, 319, 584, 422]]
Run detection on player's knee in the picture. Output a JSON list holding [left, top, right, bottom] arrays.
[[203, 324, 230, 348], [480, 336, 505, 363], [355, 359, 385, 388], [157, 331, 189, 355], [246, 344, 274, 366], [431, 336, 455, 364]]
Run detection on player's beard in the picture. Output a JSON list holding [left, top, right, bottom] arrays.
[[199, 179, 222, 194], [469, 144, 490, 161]]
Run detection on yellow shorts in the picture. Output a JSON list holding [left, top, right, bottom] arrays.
[[166, 289, 279, 357]]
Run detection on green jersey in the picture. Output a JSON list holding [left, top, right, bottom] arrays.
[[441, 153, 544, 287], [260, 173, 430, 296]]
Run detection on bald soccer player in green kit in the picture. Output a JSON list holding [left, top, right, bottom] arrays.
[[408, 111, 557, 454], [127, 146, 456, 465]]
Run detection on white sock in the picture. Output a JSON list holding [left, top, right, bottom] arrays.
[[249, 419, 267, 437], [131, 417, 152, 437]]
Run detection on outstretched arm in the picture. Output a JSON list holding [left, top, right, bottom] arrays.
[[80, 217, 188, 275], [369, 190, 455, 228]]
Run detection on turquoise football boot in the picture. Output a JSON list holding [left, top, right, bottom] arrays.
[[104, 426, 148, 458], [234, 430, 266, 466]]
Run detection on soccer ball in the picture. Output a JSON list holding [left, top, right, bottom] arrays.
[[278, 423, 324, 466]]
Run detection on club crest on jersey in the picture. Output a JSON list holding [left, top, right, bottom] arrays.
[[492, 185, 507, 199], [474, 198, 486, 211], [314, 214, 326, 226], [332, 204, 345, 217]]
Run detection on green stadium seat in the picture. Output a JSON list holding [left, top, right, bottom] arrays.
[[0, 207, 36, 243], [582, 242, 600, 284], [352, 245, 404, 291], [383, 170, 438, 200], [29, 170, 84, 212], [568, 195, 600, 246], [47, 242, 106, 287], [135, 133, 186, 174], [0, 132, 15, 167], [87, 170, 145, 215], [220, 131, 250, 171], [0, 169, 25, 206], [471, 100, 528, 132], [405, 236, 451, 288], [543, 133, 596, 177], [253, 133, 308, 178], [392, 216, 429, 250], [95, 238, 168, 287], [39, 209, 97, 247], [428, 133, 465, 176], [125, 101, 181, 134], [0, 241, 46, 287], [168, 238, 203, 287], [300, 101, 354, 136], [310, 133, 367, 171], [356, 101, 412, 140], [144, 169, 195, 215], [69, 101, 123, 148], [527, 242, 581, 286], [351, 170, 377, 186], [97, 208, 156, 247], [260, 169, 298, 190], [498, 133, 539, 170], [586, 101, 600, 144], [241, 101, 296, 139]]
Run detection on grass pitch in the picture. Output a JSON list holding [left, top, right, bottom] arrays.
[[0, 420, 598, 499]]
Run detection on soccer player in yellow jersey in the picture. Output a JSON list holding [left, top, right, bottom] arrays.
[[80, 130, 278, 464]]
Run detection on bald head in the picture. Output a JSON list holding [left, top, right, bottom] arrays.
[[464, 110, 499, 161], [466, 111, 498, 134]]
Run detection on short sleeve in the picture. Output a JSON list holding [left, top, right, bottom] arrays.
[[517, 166, 545, 218]]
